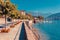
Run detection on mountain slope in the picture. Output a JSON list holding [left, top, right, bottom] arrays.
[[46, 13, 60, 20]]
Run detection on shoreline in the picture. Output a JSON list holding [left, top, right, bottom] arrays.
[[25, 21, 40, 40], [28, 20, 49, 40], [32, 27, 40, 40], [33, 27, 49, 40], [0, 18, 49, 40], [32, 22, 50, 40]]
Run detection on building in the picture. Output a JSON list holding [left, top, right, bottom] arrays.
[[5, 0, 10, 2], [20, 10, 26, 15]]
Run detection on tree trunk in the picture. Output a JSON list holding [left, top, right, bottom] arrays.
[[5, 14, 7, 29]]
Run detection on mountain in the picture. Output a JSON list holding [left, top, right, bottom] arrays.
[[46, 13, 60, 20], [28, 12, 51, 18]]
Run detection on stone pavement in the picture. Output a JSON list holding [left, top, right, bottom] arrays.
[[0, 22, 22, 40]]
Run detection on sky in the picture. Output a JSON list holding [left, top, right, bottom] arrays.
[[10, 0, 60, 16]]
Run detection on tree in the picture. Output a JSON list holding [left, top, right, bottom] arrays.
[[0, 0, 18, 29]]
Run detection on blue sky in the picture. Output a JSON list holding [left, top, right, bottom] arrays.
[[10, 0, 60, 16]]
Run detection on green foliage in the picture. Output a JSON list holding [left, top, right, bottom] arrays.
[[0, 0, 34, 20]]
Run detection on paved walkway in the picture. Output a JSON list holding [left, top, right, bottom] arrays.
[[24, 22, 36, 40], [19, 22, 37, 40], [0, 22, 22, 40]]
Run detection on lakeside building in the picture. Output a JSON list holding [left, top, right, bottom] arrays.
[[0, 0, 10, 3], [0, 0, 4, 3], [20, 10, 26, 15], [5, 0, 10, 2], [26, 13, 31, 18]]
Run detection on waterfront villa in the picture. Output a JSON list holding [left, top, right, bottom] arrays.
[[20, 10, 26, 15]]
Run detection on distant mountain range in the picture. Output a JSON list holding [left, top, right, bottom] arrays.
[[29, 12, 51, 18], [46, 13, 60, 20]]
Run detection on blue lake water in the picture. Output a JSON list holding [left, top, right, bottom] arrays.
[[33, 20, 60, 40]]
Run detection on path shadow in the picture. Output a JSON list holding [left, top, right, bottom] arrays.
[[19, 23, 28, 40]]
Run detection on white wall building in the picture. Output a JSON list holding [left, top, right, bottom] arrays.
[[20, 10, 26, 15]]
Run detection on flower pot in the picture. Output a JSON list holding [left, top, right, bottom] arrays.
[[10, 24, 15, 28], [1, 28, 10, 33]]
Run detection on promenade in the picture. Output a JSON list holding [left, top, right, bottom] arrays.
[[24, 21, 40, 40], [0, 19, 39, 40], [0, 18, 22, 40]]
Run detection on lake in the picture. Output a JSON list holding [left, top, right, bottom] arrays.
[[33, 20, 60, 40]]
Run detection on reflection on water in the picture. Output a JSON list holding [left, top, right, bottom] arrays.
[[33, 20, 60, 40], [43, 21, 52, 23]]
